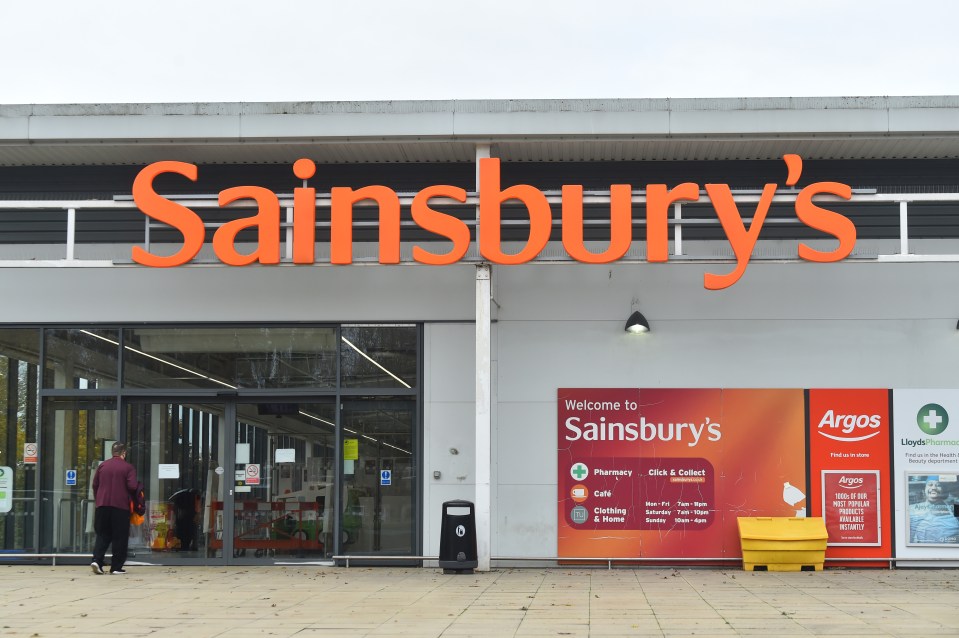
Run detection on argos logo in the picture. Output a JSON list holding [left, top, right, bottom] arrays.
[[817, 410, 882, 442], [837, 475, 865, 489]]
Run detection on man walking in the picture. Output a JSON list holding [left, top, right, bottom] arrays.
[[91, 441, 139, 575]]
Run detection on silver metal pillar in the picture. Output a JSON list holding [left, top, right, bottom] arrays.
[[474, 264, 491, 571], [474, 143, 492, 571]]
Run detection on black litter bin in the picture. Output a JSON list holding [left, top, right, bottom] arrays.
[[439, 500, 477, 573]]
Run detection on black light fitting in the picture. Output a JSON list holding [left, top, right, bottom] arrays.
[[625, 310, 650, 334]]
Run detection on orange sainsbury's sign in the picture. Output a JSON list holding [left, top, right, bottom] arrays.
[[131, 154, 855, 290]]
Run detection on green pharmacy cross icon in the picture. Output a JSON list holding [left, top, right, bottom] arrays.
[[917, 403, 949, 436]]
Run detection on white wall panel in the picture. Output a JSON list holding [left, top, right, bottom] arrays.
[[495, 402, 556, 485], [493, 484, 557, 557], [425, 323, 476, 403], [494, 262, 959, 322], [0, 264, 475, 323], [422, 323, 475, 558], [486, 260, 959, 557], [497, 318, 959, 399]]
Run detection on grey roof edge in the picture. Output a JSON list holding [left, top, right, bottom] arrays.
[[2, 96, 959, 146], [3, 96, 959, 117], [2, 97, 959, 166]]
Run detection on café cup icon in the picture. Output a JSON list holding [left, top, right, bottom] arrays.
[[572, 487, 586, 498], [570, 484, 589, 503]]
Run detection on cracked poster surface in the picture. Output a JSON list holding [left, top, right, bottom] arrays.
[[558, 388, 805, 559]]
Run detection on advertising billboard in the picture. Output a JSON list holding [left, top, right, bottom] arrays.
[[892, 390, 959, 563], [807, 389, 892, 560], [557, 388, 806, 560]]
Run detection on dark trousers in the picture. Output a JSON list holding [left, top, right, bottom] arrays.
[[92, 506, 131, 571]]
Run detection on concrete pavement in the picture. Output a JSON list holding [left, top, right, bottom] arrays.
[[0, 565, 958, 637]]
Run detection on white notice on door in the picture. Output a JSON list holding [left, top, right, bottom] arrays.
[[275, 448, 295, 463], [158, 464, 180, 479]]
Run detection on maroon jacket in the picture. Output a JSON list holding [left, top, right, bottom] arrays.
[[93, 456, 138, 510]]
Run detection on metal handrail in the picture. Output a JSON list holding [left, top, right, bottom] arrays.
[[0, 552, 952, 570], [331, 554, 955, 569], [0, 552, 122, 566], [0, 190, 954, 264]]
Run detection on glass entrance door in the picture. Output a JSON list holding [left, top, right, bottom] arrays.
[[124, 400, 226, 562], [120, 399, 338, 564], [230, 400, 336, 562], [40, 397, 227, 563], [39, 393, 415, 564]]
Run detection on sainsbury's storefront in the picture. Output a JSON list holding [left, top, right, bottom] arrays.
[[0, 97, 958, 568]]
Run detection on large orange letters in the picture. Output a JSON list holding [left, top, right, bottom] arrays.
[[131, 156, 860, 289], [561, 184, 633, 263], [795, 182, 856, 262], [330, 186, 401, 264], [478, 158, 552, 264], [704, 184, 777, 290], [645, 183, 700, 262], [411, 185, 470, 265], [131, 161, 204, 267], [213, 186, 281, 266]]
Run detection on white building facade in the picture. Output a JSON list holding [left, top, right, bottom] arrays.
[[0, 97, 958, 568]]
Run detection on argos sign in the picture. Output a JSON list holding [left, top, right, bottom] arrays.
[[817, 410, 883, 442], [132, 154, 856, 290], [836, 475, 865, 490], [807, 389, 892, 557]]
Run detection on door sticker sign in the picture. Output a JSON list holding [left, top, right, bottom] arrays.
[[0, 466, 12, 513], [65, 469, 77, 486], [23, 443, 37, 464], [245, 464, 261, 485], [381, 469, 392, 486]]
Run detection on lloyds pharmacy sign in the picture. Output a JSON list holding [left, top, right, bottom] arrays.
[[131, 155, 856, 290]]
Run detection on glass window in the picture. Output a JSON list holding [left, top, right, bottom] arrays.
[[123, 327, 337, 390], [39, 397, 117, 554], [126, 401, 225, 558], [341, 396, 414, 555], [0, 329, 40, 552], [43, 329, 119, 390], [340, 326, 417, 389], [232, 401, 336, 559]]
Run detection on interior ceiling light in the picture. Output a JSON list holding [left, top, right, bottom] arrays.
[[341, 336, 411, 388], [625, 310, 650, 334]]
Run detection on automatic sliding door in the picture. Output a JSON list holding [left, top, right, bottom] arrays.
[[232, 401, 336, 561], [125, 401, 226, 561]]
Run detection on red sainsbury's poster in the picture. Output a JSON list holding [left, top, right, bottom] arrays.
[[557, 388, 806, 560]]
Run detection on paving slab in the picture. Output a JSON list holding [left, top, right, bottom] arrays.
[[0, 565, 957, 637]]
